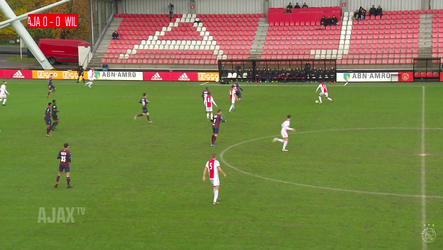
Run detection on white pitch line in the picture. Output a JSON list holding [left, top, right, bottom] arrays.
[[199, 82, 209, 85], [421, 86, 427, 250], [219, 127, 443, 199]]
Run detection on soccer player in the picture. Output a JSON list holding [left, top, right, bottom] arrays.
[[134, 93, 152, 122], [47, 74, 55, 98], [273, 115, 296, 152], [228, 85, 238, 112], [204, 92, 218, 121], [76, 63, 85, 83], [85, 68, 94, 88], [202, 87, 209, 101], [55, 143, 73, 188], [51, 100, 59, 131], [44, 102, 52, 137], [315, 82, 334, 104], [234, 81, 243, 103], [202, 153, 226, 204], [211, 109, 225, 146], [0, 81, 9, 106]]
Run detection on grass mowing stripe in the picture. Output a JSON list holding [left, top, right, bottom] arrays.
[[220, 127, 443, 199], [421, 86, 427, 249]]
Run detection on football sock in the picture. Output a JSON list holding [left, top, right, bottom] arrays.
[[46, 127, 51, 134], [327, 97, 333, 101], [211, 135, 215, 144], [56, 175, 60, 184], [229, 105, 233, 111], [2, 99, 6, 105], [214, 190, 219, 203], [283, 141, 288, 150], [210, 113, 213, 120], [146, 115, 151, 121], [136, 114, 143, 118], [67, 177, 70, 186], [318, 96, 322, 103], [207, 113, 209, 119], [276, 139, 284, 143], [53, 122, 58, 128], [47, 91, 51, 96]]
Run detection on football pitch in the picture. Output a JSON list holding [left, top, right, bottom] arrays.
[[1, 79, 442, 249]]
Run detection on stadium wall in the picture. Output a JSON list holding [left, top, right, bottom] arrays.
[[431, 0, 443, 10], [270, 0, 422, 12], [122, 0, 433, 15]]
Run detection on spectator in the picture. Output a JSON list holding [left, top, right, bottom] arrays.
[[352, 9, 359, 21], [293, 67, 300, 82], [112, 30, 119, 40], [329, 67, 335, 82], [331, 15, 338, 25], [294, 2, 301, 8], [284, 7, 292, 13], [358, 6, 366, 20], [326, 16, 332, 26], [246, 69, 253, 82], [320, 15, 327, 26], [376, 5, 383, 17], [287, 2, 293, 9], [168, 3, 174, 21], [255, 67, 261, 82], [302, 2, 308, 8], [369, 5, 376, 17]]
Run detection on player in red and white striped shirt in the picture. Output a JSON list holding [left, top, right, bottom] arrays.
[[204, 92, 218, 121], [228, 85, 238, 112], [315, 83, 334, 104], [202, 153, 226, 204]]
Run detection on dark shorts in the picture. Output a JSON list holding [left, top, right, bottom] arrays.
[[142, 107, 148, 113], [236, 91, 241, 97], [59, 166, 70, 172], [212, 127, 219, 134], [48, 85, 55, 90], [52, 115, 59, 120], [45, 118, 52, 125]]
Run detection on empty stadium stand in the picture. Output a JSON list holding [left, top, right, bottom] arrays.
[[90, 9, 443, 70], [100, 13, 263, 69]]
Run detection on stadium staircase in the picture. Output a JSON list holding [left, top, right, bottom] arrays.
[[418, 13, 433, 58], [88, 18, 123, 69], [248, 18, 268, 59]]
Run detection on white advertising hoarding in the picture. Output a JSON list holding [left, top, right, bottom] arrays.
[[95, 71, 143, 81], [337, 72, 398, 82]]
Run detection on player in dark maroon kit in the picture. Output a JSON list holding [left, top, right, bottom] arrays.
[[44, 102, 52, 137], [55, 143, 73, 188], [234, 81, 243, 103], [134, 93, 152, 123], [211, 109, 225, 146]]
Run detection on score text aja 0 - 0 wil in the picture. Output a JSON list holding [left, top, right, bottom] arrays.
[[28, 14, 78, 29]]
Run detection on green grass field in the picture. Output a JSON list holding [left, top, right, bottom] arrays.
[[1, 79, 442, 249]]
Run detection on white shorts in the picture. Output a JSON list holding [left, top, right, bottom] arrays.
[[281, 130, 288, 138], [210, 177, 220, 187], [206, 107, 213, 112], [231, 99, 236, 104], [319, 92, 328, 98], [0, 93, 5, 99]]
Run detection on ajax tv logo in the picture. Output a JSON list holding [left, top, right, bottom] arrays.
[[422, 224, 436, 243]]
